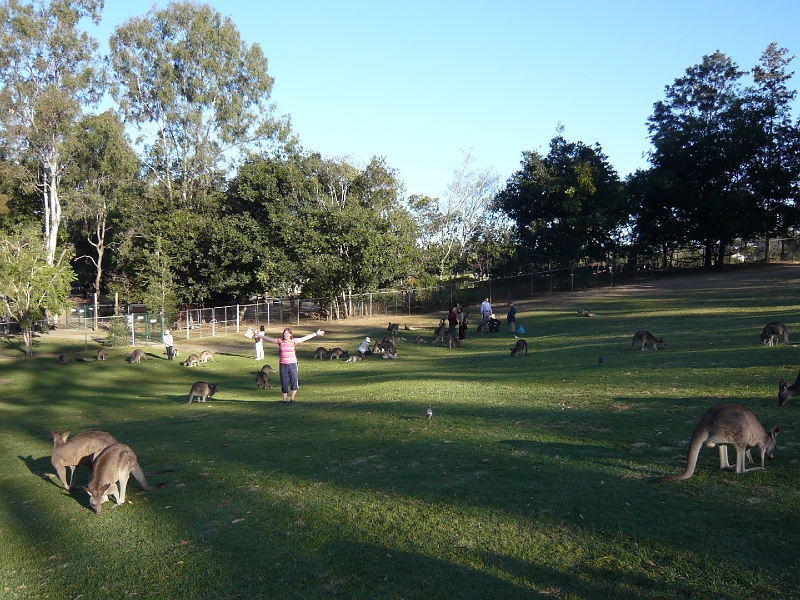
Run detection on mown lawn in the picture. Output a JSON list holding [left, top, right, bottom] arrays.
[[2, 265, 800, 599]]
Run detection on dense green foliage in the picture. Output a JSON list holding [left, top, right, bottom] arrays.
[[2, 266, 800, 598]]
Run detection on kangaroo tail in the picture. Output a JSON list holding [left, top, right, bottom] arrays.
[[649, 433, 705, 483]]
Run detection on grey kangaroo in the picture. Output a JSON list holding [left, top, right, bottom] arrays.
[[198, 350, 214, 363], [630, 330, 666, 351], [181, 354, 200, 367], [260, 364, 277, 374], [313, 346, 330, 359], [83, 443, 168, 514], [432, 320, 447, 343], [510, 339, 528, 357], [187, 381, 218, 404], [760, 321, 789, 346], [345, 354, 363, 362], [51, 430, 119, 491], [96, 348, 108, 361], [255, 371, 271, 390], [328, 347, 349, 360], [778, 371, 800, 406], [649, 404, 780, 483], [445, 334, 461, 348], [126, 349, 146, 364]]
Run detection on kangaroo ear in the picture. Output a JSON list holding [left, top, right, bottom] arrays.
[[779, 379, 788, 390], [772, 425, 781, 437]]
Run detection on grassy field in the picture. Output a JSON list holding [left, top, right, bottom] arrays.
[[2, 265, 800, 599]]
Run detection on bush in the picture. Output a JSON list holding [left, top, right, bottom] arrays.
[[105, 316, 129, 347]]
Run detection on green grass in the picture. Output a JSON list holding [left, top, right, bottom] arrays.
[[2, 265, 800, 599]]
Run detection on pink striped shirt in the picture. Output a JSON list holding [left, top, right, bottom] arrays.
[[278, 340, 298, 364]]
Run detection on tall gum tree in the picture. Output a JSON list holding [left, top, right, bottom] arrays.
[[108, 1, 291, 210], [0, 0, 105, 265]]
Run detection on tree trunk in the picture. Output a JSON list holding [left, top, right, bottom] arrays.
[[23, 327, 33, 356]]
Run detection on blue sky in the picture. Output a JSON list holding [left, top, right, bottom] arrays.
[[90, 0, 800, 199]]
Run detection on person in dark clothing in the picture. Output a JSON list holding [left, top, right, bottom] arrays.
[[507, 301, 517, 333]]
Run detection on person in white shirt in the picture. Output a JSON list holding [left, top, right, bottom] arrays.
[[254, 325, 265, 360], [163, 329, 174, 361], [358, 337, 372, 356]]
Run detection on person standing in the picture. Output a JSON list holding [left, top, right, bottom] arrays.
[[480, 297, 493, 324], [507, 301, 518, 333], [254, 325, 265, 360], [262, 327, 325, 403], [448, 306, 458, 338], [163, 329, 174, 360]]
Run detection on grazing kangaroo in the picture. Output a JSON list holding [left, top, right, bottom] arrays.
[[778, 371, 800, 406], [345, 354, 363, 362], [51, 430, 119, 491], [260, 364, 277, 374], [445, 334, 461, 348], [510, 339, 528, 357], [649, 404, 780, 483], [83, 443, 168, 514], [198, 350, 214, 363], [760, 321, 789, 346], [96, 348, 108, 361], [630, 330, 666, 351], [375, 340, 397, 354], [413, 335, 427, 344], [387, 322, 400, 334], [433, 320, 447, 343], [328, 347, 349, 360], [313, 346, 330, 359], [126, 349, 146, 364], [255, 371, 271, 390], [181, 354, 200, 367], [187, 381, 218, 404]]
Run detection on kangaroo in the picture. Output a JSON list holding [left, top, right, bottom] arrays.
[[403, 323, 416, 331], [630, 330, 665, 351], [328, 347, 349, 360], [187, 381, 218, 403], [255, 371, 271, 390], [198, 350, 214, 363], [649, 404, 780, 483], [382, 351, 399, 359], [413, 335, 427, 344], [432, 320, 447, 343], [345, 354, 363, 362], [778, 371, 800, 406], [58, 354, 67, 364], [313, 346, 330, 359], [375, 340, 397, 354], [126, 349, 146, 364], [476, 322, 486, 335], [445, 334, 461, 348], [83, 443, 168, 514], [51, 430, 119, 491], [260, 364, 277, 374], [510, 339, 528, 357], [387, 322, 400, 334], [96, 348, 109, 361], [181, 354, 200, 367], [760, 321, 789, 346]]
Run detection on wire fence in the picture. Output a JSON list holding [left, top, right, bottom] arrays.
[[13, 237, 800, 347]]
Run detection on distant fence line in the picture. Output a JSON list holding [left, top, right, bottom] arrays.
[[26, 237, 800, 346]]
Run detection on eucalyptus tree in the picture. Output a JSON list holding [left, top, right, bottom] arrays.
[[0, 223, 75, 354], [748, 43, 800, 256], [0, 0, 105, 265], [61, 110, 141, 295], [647, 51, 759, 267], [495, 132, 628, 268], [108, 1, 291, 210]]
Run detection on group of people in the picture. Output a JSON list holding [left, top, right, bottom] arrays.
[[479, 297, 518, 334]]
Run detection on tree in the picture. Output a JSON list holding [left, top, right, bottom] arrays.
[[748, 43, 800, 257], [0, 223, 75, 355], [0, 0, 105, 264], [495, 131, 628, 267], [108, 1, 291, 209], [61, 110, 141, 295], [647, 51, 759, 267]]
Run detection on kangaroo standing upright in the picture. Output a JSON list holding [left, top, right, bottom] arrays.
[[51, 430, 119, 490], [760, 321, 789, 346], [83, 443, 167, 514], [650, 404, 780, 483]]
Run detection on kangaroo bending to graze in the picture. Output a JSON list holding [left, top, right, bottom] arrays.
[[198, 350, 214, 363], [328, 347, 349, 360], [313, 346, 330, 359], [83, 443, 169, 514], [649, 404, 780, 483], [255, 371, 271, 390], [510, 339, 528, 357], [375, 340, 396, 354], [778, 370, 800, 406], [413, 335, 427, 344], [630, 330, 666, 351], [760, 321, 789, 346], [51, 430, 119, 491], [187, 381, 218, 404], [181, 354, 200, 367], [126, 349, 146, 364], [96, 348, 108, 361]]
